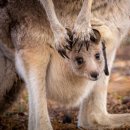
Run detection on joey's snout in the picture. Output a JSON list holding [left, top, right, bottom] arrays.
[[89, 71, 99, 81]]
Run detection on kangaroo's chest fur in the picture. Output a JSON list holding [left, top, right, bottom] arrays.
[[7, 0, 130, 49]]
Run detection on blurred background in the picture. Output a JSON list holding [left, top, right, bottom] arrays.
[[0, 32, 130, 130]]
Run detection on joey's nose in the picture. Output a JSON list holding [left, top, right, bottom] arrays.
[[90, 72, 99, 80]]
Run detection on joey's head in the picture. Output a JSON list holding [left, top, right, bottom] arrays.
[[67, 29, 109, 81]]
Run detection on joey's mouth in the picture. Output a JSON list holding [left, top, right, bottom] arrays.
[[89, 77, 99, 81], [88, 75, 100, 81]]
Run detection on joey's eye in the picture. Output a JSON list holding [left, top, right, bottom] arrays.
[[95, 53, 100, 60], [75, 57, 84, 65]]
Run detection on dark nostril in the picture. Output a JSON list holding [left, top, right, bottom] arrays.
[[90, 72, 99, 79]]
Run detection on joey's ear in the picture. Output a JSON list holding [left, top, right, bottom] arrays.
[[90, 29, 101, 43], [102, 42, 109, 76]]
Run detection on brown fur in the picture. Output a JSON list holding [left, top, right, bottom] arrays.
[[0, 41, 23, 112], [0, 0, 130, 130]]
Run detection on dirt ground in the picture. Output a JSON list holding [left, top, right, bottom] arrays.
[[0, 37, 130, 130]]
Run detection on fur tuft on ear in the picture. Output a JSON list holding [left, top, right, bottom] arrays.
[[102, 42, 109, 76], [90, 29, 101, 43]]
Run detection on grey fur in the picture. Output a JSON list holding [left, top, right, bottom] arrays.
[[0, 40, 23, 112], [0, 0, 130, 130]]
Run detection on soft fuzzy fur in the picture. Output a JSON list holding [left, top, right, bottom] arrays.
[[0, 0, 130, 130], [0, 41, 23, 112]]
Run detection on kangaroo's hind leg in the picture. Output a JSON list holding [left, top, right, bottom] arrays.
[[15, 45, 53, 130]]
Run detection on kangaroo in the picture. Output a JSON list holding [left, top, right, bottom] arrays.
[[0, 0, 130, 130]]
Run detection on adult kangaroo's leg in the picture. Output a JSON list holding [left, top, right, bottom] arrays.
[[73, 0, 94, 43], [78, 39, 130, 129], [15, 46, 52, 130], [39, 0, 71, 56]]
